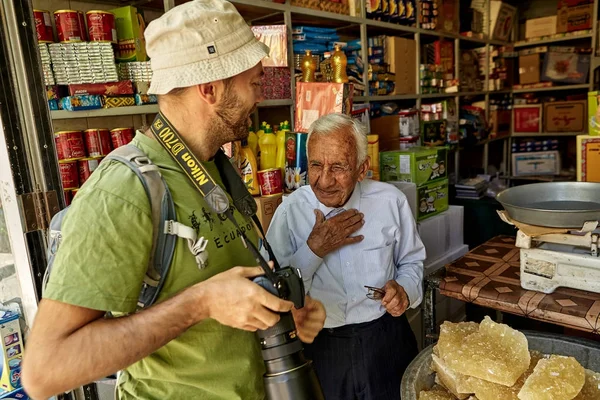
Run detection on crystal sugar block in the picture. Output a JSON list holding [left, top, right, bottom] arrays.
[[443, 316, 530, 386], [518, 355, 585, 400], [434, 321, 479, 359], [573, 370, 600, 400], [419, 389, 457, 400], [432, 354, 472, 399]]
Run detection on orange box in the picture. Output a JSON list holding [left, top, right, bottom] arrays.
[[294, 82, 353, 133], [577, 135, 600, 182]]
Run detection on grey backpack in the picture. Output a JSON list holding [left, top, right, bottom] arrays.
[[44, 144, 178, 310]]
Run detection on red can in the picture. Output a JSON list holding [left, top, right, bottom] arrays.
[[33, 10, 54, 43], [59, 160, 79, 189], [78, 157, 100, 185], [78, 11, 88, 41], [55, 131, 86, 161], [84, 128, 112, 157], [110, 128, 135, 149], [86, 10, 116, 43], [63, 189, 73, 206], [54, 10, 83, 43], [72, 188, 79, 198], [257, 168, 283, 196]]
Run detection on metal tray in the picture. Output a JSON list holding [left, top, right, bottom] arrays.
[[496, 182, 600, 228], [401, 331, 600, 400]]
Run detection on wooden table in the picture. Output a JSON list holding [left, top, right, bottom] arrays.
[[423, 235, 600, 346]]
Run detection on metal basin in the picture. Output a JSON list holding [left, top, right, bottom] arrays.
[[496, 182, 600, 228], [401, 331, 600, 400]]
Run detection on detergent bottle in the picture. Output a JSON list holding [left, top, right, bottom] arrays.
[[257, 121, 267, 139], [259, 124, 277, 170], [247, 126, 259, 157], [276, 120, 289, 174], [239, 139, 260, 195]]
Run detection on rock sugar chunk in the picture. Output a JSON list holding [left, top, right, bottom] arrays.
[[432, 354, 472, 399], [419, 389, 457, 400], [462, 351, 545, 400], [434, 321, 479, 359], [518, 355, 585, 400], [573, 369, 600, 400], [443, 316, 530, 386]]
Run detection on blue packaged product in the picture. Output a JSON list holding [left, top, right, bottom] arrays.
[[59, 95, 103, 112], [293, 43, 328, 54], [135, 94, 158, 106], [0, 388, 29, 399], [293, 26, 338, 35], [48, 99, 59, 111]]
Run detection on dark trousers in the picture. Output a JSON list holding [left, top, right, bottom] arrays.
[[303, 313, 418, 400]]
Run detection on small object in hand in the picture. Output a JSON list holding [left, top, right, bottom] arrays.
[[365, 285, 385, 301]]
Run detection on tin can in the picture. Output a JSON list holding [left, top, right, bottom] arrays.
[[284, 132, 308, 192], [54, 10, 83, 43], [72, 188, 79, 198], [55, 130, 86, 160], [59, 160, 80, 189], [110, 127, 135, 149], [78, 11, 88, 41], [86, 10, 116, 43], [257, 168, 283, 197], [78, 157, 100, 185], [33, 10, 54, 43], [84, 128, 112, 157], [63, 189, 73, 206]]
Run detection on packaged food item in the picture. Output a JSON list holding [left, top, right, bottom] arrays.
[[0, 312, 24, 393], [86, 10, 117, 43], [55, 130, 86, 160], [257, 168, 284, 196], [33, 10, 54, 43], [110, 6, 147, 62], [102, 96, 136, 108], [59, 95, 103, 111], [54, 10, 83, 42], [251, 25, 288, 67], [110, 127, 135, 148], [83, 128, 112, 157], [68, 81, 134, 96]]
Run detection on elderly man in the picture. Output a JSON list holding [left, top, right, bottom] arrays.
[[267, 113, 426, 400], [22, 1, 325, 399]]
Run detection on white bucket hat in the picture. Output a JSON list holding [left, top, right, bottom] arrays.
[[145, 0, 270, 95]]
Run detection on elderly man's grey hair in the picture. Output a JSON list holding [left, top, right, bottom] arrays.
[[306, 113, 369, 167]]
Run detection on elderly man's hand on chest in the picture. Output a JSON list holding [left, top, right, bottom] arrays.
[[381, 281, 410, 317], [306, 209, 365, 258]]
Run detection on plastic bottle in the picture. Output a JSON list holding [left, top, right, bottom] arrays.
[[239, 139, 260, 196], [247, 126, 259, 157], [257, 121, 267, 139], [259, 124, 277, 170], [276, 120, 289, 174]]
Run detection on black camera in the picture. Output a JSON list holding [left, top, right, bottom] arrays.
[[253, 266, 325, 400]]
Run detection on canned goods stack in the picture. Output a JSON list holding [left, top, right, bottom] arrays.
[[117, 62, 153, 82], [420, 64, 445, 94], [49, 42, 119, 85], [38, 44, 55, 86], [55, 127, 135, 205]]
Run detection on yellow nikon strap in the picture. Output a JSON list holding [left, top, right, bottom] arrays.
[[149, 112, 280, 280], [150, 112, 230, 214]]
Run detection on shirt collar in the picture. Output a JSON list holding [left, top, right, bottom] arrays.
[[315, 182, 362, 216]]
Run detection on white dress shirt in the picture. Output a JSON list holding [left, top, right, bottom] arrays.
[[266, 179, 426, 328]]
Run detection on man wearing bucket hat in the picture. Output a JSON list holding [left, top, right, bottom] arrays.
[[22, 1, 325, 399]]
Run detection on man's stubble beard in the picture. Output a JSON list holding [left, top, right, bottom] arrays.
[[210, 88, 254, 148]]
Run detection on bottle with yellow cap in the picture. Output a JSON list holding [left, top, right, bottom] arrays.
[[247, 126, 259, 157], [276, 121, 289, 174], [259, 124, 277, 170], [239, 139, 260, 196]]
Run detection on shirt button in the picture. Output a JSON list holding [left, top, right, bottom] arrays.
[[346, 262, 350, 266]]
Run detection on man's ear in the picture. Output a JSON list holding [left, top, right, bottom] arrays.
[[357, 156, 371, 182], [196, 83, 217, 105]]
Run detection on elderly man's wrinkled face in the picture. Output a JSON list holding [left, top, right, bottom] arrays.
[[308, 129, 370, 208]]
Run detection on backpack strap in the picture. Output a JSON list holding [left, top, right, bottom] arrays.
[[103, 144, 177, 310]]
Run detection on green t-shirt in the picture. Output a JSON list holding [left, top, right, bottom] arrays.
[[45, 133, 266, 399]]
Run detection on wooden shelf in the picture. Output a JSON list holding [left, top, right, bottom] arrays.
[[512, 84, 590, 93], [513, 31, 593, 48], [511, 131, 584, 138], [504, 174, 576, 182], [50, 105, 159, 120]]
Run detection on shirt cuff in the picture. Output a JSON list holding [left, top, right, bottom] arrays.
[[396, 276, 422, 309], [289, 242, 323, 280]]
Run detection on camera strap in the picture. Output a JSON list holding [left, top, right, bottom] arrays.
[[149, 112, 279, 281]]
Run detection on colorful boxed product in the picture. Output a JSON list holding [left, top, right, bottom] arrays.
[[68, 81, 134, 96], [512, 151, 561, 176], [110, 6, 147, 62], [294, 82, 353, 133], [48, 99, 59, 111], [541, 48, 591, 85], [46, 85, 59, 101], [135, 94, 158, 105], [587, 91, 600, 135], [251, 25, 288, 67], [59, 95, 103, 111], [417, 178, 449, 221], [380, 146, 448, 185], [284, 132, 308, 192], [0, 312, 23, 393], [103, 96, 136, 108], [0, 388, 28, 399], [577, 135, 600, 182]]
